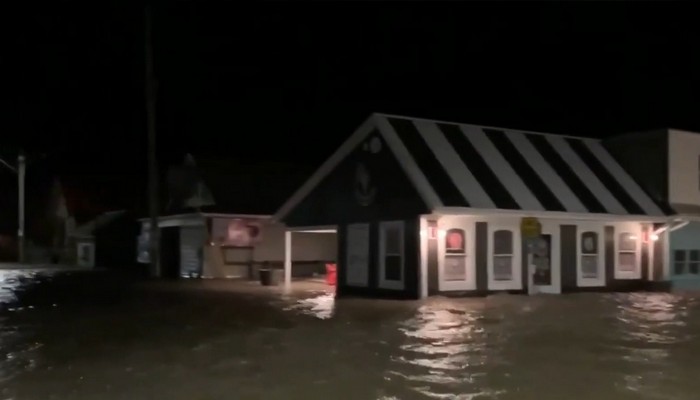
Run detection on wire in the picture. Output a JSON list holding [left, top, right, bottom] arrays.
[[0, 157, 17, 173]]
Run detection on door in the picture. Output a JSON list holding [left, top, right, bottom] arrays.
[[180, 226, 206, 277], [527, 229, 561, 294], [438, 222, 476, 292], [160, 227, 181, 279]]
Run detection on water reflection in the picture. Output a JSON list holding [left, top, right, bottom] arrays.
[[4, 271, 700, 400], [391, 298, 503, 399], [609, 293, 692, 399], [284, 291, 336, 319]]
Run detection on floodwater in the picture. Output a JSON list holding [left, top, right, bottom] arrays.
[[2, 269, 700, 400]]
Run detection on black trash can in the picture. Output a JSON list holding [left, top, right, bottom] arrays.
[[259, 269, 278, 286]]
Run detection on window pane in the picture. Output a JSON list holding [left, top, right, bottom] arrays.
[[493, 255, 512, 280], [446, 229, 466, 254], [581, 232, 598, 255], [444, 255, 467, 281], [618, 252, 636, 272], [674, 250, 686, 262], [618, 232, 636, 252], [675, 262, 686, 275], [494, 230, 513, 255], [690, 262, 700, 275], [384, 255, 402, 281], [690, 250, 700, 261], [384, 225, 401, 254], [581, 255, 598, 278]]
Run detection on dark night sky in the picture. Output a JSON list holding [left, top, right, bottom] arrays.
[[3, 2, 700, 204]]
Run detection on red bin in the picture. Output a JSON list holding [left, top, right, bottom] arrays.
[[325, 263, 337, 286]]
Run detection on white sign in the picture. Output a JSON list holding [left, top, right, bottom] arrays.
[[346, 223, 370, 286]]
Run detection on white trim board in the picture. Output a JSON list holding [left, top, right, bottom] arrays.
[[272, 113, 443, 223], [138, 213, 271, 223], [273, 115, 377, 222], [272, 112, 671, 223], [434, 207, 669, 223]]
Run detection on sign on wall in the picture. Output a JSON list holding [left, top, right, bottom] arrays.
[[346, 223, 370, 287], [211, 218, 263, 247], [520, 217, 541, 239]]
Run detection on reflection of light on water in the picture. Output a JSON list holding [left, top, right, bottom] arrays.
[[390, 300, 502, 399], [284, 292, 336, 320], [614, 293, 684, 396]]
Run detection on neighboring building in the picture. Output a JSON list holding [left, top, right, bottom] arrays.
[[604, 129, 700, 291], [138, 154, 335, 279], [274, 113, 674, 299]]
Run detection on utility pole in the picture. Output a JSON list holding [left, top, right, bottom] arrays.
[[18, 152, 26, 264], [145, 3, 160, 278]]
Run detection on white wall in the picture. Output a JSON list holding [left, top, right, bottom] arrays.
[[253, 222, 337, 262], [669, 130, 700, 207]]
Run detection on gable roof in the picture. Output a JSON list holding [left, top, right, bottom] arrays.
[[166, 155, 314, 215], [275, 113, 672, 222]]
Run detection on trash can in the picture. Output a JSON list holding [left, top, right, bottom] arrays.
[[259, 269, 278, 286]]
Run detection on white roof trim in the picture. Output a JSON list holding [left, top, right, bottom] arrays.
[[374, 115, 442, 209], [138, 213, 270, 222], [434, 207, 670, 223], [273, 115, 377, 222]]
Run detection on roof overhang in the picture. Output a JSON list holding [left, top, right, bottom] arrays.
[[272, 115, 379, 223], [433, 207, 670, 223], [138, 212, 272, 223]]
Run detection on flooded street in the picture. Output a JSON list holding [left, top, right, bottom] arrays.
[[2, 269, 700, 399]]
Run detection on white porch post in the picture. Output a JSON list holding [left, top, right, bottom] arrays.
[[284, 230, 292, 292], [662, 228, 670, 280]]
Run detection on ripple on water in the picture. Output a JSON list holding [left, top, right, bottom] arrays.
[[4, 282, 700, 400]]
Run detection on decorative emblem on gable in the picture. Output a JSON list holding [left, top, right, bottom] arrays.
[[354, 162, 376, 206], [353, 135, 383, 206]]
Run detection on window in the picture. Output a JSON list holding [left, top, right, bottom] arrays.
[[581, 231, 599, 278], [617, 232, 637, 272], [493, 230, 513, 281], [379, 221, 404, 289], [674, 250, 700, 275], [444, 228, 467, 281]]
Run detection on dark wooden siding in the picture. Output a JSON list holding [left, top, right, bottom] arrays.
[[560, 225, 578, 291], [475, 222, 488, 291], [427, 220, 439, 295], [284, 131, 428, 227], [605, 225, 615, 286]]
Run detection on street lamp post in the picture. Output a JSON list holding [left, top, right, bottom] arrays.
[[0, 152, 26, 263], [18, 153, 26, 263]]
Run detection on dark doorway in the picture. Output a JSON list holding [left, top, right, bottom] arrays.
[[160, 227, 181, 279], [533, 234, 552, 286]]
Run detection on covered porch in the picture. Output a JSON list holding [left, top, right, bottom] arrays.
[[282, 225, 338, 293]]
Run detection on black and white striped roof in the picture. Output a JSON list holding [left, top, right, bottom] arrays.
[[275, 114, 672, 221]]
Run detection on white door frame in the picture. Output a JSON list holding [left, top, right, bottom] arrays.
[[437, 217, 476, 291], [378, 220, 405, 290], [527, 223, 561, 294]]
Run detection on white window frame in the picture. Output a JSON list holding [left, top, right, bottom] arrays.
[[614, 222, 642, 280], [577, 222, 605, 287], [438, 217, 476, 292], [378, 220, 405, 290], [487, 221, 522, 291], [673, 249, 700, 276]]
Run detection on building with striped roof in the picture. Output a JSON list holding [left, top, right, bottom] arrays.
[[275, 113, 678, 298], [605, 129, 700, 293]]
